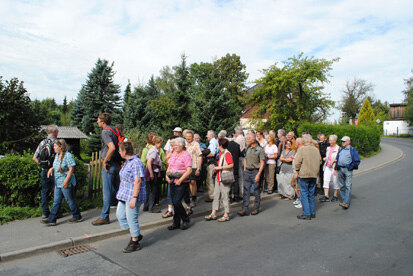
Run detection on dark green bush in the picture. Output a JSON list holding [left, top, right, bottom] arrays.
[[297, 123, 381, 155], [0, 154, 89, 207]]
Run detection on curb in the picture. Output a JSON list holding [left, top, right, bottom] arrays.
[[0, 194, 277, 263], [353, 145, 406, 177]]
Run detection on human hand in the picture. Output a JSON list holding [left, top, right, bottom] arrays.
[[255, 173, 260, 183], [334, 170, 337, 176], [103, 161, 108, 173], [195, 170, 200, 176], [129, 198, 136, 209]]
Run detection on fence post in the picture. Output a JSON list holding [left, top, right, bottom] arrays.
[[87, 163, 92, 199]]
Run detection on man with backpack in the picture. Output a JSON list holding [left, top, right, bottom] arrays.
[[33, 125, 59, 219], [92, 113, 123, 226]]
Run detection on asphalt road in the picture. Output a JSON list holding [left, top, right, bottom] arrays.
[[1, 138, 412, 276]]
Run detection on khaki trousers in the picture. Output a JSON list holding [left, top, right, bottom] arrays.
[[206, 164, 216, 199], [212, 180, 231, 213], [265, 163, 276, 191]]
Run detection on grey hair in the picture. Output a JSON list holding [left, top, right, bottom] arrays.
[[194, 133, 200, 138], [46, 125, 58, 134], [235, 126, 243, 134], [175, 137, 186, 148], [208, 130, 215, 137], [186, 130, 194, 136], [329, 134, 338, 141], [302, 134, 313, 143], [218, 130, 227, 139], [277, 129, 285, 136], [246, 132, 256, 140]]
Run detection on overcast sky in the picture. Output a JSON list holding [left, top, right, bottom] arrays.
[[1, 0, 412, 121]]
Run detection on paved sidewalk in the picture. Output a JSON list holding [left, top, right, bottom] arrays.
[[0, 139, 404, 261]]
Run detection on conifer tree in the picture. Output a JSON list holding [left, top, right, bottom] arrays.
[[171, 54, 192, 127], [358, 98, 376, 125]]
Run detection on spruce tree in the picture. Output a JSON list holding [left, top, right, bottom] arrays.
[[358, 98, 376, 125], [171, 54, 192, 128], [123, 80, 131, 114]]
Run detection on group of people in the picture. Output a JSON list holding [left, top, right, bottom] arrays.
[[34, 113, 360, 253]]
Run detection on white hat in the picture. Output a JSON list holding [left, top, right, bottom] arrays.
[[341, 136, 351, 142], [173, 127, 182, 132]]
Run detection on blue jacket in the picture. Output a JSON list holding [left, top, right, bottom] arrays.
[[335, 146, 360, 171]]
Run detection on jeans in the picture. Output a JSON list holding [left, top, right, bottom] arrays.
[[167, 182, 173, 205], [144, 175, 160, 211], [101, 164, 121, 219], [338, 168, 353, 205], [116, 200, 142, 238], [242, 169, 261, 211], [41, 169, 54, 216], [170, 182, 190, 226], [238, 157, 244, 196], [298, 178, 317, 216], [48, 186, 81, 222]]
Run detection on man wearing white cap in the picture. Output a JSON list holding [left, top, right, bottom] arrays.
[[334, 136, 360, 209], [164, 127, 183, 153]]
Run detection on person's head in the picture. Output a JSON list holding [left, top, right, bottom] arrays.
[[97, 113, 111, 128], [285, 140, 292, 150], [173, 137, 186, 153], [246, 132, 256, 146], [341, 136, 351, 147], [247, 129, 255, 136], [54, 139, 67, 155], [173, 127, 182, 137], [218, 138, 229, 151], [286, 131, 295, 141], [329, 135, 338, 146], [234, 126, 244, 137], [147, 133, 155, 145], [185, 130, 194, 143], [218, 130, 227, 139], [302, 134, 313, 144], [267, 133, 276, 145], [116, 124, 125, 136], [295, 137, 304, 148], [119, 141, 134, 159], [206, 130, 215, 141], [153, 136, 163, 149], [319, 133, 326, 142], [194, 133, 201, 143], [269, 130, 276, 137], [263, 130, 268, 136], [183, 129, 189, 137], [277, 129, 285, 139], [46, 125, 58, 138], [256, 131, 264, 140]]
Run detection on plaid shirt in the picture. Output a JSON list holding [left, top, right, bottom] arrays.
[[117, 155, 146, 203]]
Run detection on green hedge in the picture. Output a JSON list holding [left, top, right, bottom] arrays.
[[0, 154, 89, 207], [297, 123, 381, 155]]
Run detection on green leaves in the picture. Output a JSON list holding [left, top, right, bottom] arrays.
[[358, 98, 376, 125]]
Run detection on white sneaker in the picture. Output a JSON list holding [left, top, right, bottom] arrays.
[[293, 199, 301, 205], [294, 203, 302, 208]]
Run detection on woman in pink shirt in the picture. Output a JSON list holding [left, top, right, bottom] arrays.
[[165, 137, 192, 230], [320, 135, 340, 202]]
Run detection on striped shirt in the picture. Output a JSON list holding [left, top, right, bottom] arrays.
[[117, 155, 146, 203]]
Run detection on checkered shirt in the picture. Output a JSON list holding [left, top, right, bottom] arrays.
[[117, 155, 146, 203]]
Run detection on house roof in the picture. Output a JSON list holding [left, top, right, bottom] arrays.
[[40, 126, 88, 139], [241, 104, 270, 119], [389, 103, 407, 107]]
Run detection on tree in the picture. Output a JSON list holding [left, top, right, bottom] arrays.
[[358, 98, 376, 125], [71, 58, 122, 135], [249, 53, 337, 131], [62, 96, 68, 114], [340, 78, 374, 122], [0, 77, 40, 153], [122, 80, 131, 114], [403, 70, 413, 125]]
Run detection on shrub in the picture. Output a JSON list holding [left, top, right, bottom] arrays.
[[297, 123, 381, 155]]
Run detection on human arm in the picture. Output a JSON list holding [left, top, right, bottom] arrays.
[[102, 142, 116, 172], [129, 177, 142, 209], [196, 155, 202, 176], [293, 150, 303, 174], [47, 167, 54, 178], [62, 166, 74, 189], [255, 159, 265, 183], [147, 158, 154, 180]]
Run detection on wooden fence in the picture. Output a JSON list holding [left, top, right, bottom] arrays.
[[88, 151, 103, 198]]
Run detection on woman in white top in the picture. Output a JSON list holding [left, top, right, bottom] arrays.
[[320, 135, 340, 202], [264, 134, 278, 194]]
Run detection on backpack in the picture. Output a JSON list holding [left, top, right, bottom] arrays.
[[38, 138, 55, 169], [104, 127, 125, 146]]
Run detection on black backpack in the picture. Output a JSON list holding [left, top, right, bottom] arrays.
[[38, 138, 55, 169]]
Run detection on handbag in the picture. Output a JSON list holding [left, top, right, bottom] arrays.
[[220, 150, 235, 185], [276, 159, 282, 174]]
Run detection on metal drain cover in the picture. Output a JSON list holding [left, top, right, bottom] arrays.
[[57, 245, 94, 257]]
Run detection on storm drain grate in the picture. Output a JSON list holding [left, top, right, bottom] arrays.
[[57, 245, 94, 257]]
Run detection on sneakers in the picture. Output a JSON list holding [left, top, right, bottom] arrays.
[[68, 217, 83, 223], [319, 196, 330, 202], [331, 196, 338, 202], [123, 238, 141, 253], [293, 199, 301, 205], [267, 190, 273, 195], [294, 203, 302, 208], [91, 217, 110, 226], [41, 219, 56, 226], [297, 215, 311, 220], [190, 198, 197, 208]]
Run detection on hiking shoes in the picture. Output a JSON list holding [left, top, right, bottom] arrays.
[[91, 217, 110, 226], [41, 219, 56, 226], [123, 238, 141, 253]]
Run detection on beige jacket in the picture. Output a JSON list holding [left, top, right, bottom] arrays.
[[323, 145, 340, 170], [294, 145, 321, 178]]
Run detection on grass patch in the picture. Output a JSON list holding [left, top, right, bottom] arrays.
[[360, 146, 381, 160]]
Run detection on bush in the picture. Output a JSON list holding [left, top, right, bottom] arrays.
[[297, 123, 381, 155], [0, 154, 89, 207]]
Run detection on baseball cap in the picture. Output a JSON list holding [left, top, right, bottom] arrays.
[[341, 136, 351, 142], [173, 127, 182, 132]]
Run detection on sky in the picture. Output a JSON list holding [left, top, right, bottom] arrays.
[[1, 0, 412, 121]]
